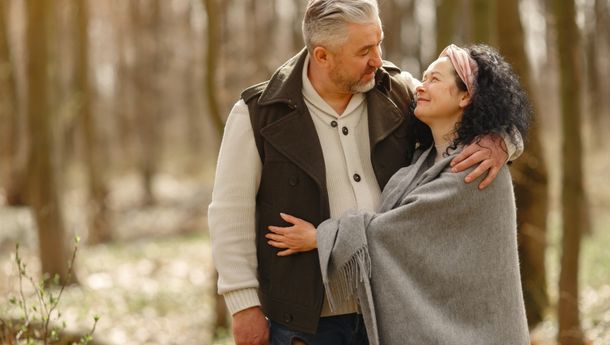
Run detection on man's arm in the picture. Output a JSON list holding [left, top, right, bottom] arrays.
[[208, 100, 269, 344], [450, 129, 523, 189]]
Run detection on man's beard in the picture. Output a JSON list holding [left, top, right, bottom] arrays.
[[350, 77, 376, 93], [330, 68, 377, 94]]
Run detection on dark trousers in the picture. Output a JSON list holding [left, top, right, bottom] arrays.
[[269, 313, 369, 345]]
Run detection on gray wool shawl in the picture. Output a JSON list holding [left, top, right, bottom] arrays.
[[317, 146, 530, 345]]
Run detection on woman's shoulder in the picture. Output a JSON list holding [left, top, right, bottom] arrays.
[[440, 164, 513, 199]]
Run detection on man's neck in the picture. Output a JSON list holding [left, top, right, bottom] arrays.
[[307, 62, 353, 116]]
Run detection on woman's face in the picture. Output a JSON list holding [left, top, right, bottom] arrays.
[[415, 57, 469, 127]]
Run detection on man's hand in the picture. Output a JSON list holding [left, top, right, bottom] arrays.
[[450, 134, 508, 189], [266, 213, 317, 256], [232, 307, 269, 345]]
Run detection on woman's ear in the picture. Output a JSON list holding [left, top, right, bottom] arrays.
[[459, 92, 472, 108]]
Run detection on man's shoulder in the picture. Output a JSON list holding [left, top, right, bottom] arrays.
[[241, 81, 270, 104], [381, 60, 402, 74]]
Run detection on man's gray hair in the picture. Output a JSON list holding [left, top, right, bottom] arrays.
[[302, 0, 380, 53]]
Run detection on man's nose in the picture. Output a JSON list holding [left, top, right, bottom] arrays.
[[370, 47, 382, 68]]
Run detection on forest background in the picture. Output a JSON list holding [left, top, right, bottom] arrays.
[[0, 0, 609, 344]]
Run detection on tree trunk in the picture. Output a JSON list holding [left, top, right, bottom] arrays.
[[184, 2, 203, 154], [26, 0, 72, 284], [212, 270, 228, 336], [471, 0, 496, 44], [247, 0, 263, 81], [0, 0, 28, 206], [115, 0, 136, 169], [587, 0, 607, 145], [553, 0, 586, 343], [132, 0, 161, 206], [379, 0, 403, 64], [202, 0, 224, 137], [436, 0, 459, 54], [292, 0, 305, 53], [496, 0, 550, 330], [75, 0, 112, 244], [203, 1, 228, 330]]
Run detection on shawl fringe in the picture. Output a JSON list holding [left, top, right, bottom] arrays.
[[323, 245, 371, 312]]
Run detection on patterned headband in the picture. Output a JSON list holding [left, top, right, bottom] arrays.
[[440, 44, 478, 95]]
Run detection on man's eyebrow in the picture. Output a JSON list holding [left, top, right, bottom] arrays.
[[358, 36, 384, 52], [359, 44, 375, 51]]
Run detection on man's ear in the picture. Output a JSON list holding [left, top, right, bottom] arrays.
[[312, 46, 330, 66], [459, 92, 472, 108]]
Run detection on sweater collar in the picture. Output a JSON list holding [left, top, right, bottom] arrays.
[[302, 54, 365, 118]]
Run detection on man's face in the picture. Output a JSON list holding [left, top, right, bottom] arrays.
[[327, 20, 384, 94]]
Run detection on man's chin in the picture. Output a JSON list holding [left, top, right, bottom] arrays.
[[351, 79, 376, 93]]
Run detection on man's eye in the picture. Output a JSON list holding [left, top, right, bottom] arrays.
[[361, 50, 369, 56]]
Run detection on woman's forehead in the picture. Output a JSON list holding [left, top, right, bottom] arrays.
[[423, 57, 453, 77]]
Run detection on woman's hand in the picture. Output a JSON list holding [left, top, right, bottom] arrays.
[[450, 133, 508, 189], [266, 213, 317, 256]]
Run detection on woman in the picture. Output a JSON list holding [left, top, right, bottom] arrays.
[[266, 44, 531, 345]]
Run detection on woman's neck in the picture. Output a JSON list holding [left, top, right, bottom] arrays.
[[431, 120, 458, 161]]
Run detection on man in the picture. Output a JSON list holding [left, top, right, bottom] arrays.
[[208, 1, 521, 344]]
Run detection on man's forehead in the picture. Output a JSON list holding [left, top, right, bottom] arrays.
[[345, 21, 383, 41]]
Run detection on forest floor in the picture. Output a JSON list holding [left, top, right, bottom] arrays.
[[0, 148, 609, 345], [0, 173, 233, 345]]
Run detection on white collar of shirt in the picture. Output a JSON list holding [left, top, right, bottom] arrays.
[[302, 54, 366, 119]]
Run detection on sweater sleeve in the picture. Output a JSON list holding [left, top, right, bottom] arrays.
[[208, 100, 262, 315], [502, 126, 524, 162]]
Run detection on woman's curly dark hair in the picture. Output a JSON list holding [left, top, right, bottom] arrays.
[[412, 44, 531, 153]]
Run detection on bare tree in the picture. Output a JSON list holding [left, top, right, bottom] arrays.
[[0, 0, 28, 206], [585, 0, 609, 144], [131, 0, 163, 206], [471, 0, 496, 44], [379, 0, 404, 64], [496, 0, 550, 330], [183, 2, 204, 153], [292, 0, 306, 53], [202, 0, 229, 333], [203, 0, 224, 137], [113, 0, 136, 168], [553, 0, 586, 343], [436, 0, 459, 54], [26, 0, 72, 283], [75, 0, 112, 243]]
